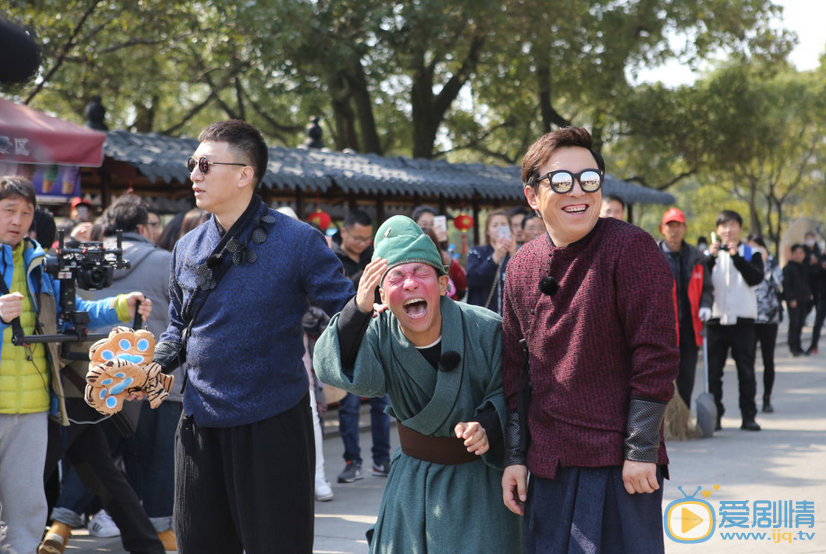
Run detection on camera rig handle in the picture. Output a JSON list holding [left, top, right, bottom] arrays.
[[11, 230, 132, 361]]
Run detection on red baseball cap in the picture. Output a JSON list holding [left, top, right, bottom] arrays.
[[71, 197, 92, 209], [661, 208, 686, 226]]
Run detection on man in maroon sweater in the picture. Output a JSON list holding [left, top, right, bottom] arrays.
[[501, 127, 679, 553]]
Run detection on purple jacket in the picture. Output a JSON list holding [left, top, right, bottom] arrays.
[[502, 217, 679, 479]]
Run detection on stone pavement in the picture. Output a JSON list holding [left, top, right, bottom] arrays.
[[62, 327, 825, 554]]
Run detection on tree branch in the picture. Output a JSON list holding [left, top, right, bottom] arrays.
[[243, 92, 304, 142], [24, 0, 102, 104], [435, 121, 517, 163], [97, 35, 192, 54], [160, 62, 248, 135], [625, 170, 696, 191], [433, 30, 486, 119]]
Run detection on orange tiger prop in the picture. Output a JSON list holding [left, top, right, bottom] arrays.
[[85, 326, 174, 415]]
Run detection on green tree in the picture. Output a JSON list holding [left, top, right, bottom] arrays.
[[2, 0, 797, 168], [619, 62, 826, 252]]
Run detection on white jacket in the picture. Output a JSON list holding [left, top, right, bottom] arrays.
[[711, 244, 759, 324]]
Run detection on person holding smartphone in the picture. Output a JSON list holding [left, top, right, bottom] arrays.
[[412, 206, 468, 301], [706, 210, 764, 431], [466, 209, 515, 314]]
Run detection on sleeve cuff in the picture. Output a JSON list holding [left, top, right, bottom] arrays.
[[154, 340, 184, 373], [475, 405, 503, 447], [114, 295, 130, 322], [504, 411, 527, 466], [624, 397, 666, 463]]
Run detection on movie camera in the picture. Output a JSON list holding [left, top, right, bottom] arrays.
[[11, 230, 131, 355]]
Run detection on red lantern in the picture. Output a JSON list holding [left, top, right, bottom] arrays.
[[453, 212, 474, 255], [308, 209, 331, 231], [454, 213, 474, 232]]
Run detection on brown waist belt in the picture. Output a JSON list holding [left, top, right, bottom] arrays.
[[397, 423, 479, 465]]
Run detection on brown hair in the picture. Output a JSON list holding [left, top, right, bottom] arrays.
[[180, 207, 210, 236], [485, 209, 510, 245], [521, 126, 605, 188], [424, 227, 451, 266], [0, 176, 36, 207]]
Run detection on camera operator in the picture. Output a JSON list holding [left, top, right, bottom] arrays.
[[706, 210, 764, 432], [41, 195, 175, 553], [0, 177, 151, 554]]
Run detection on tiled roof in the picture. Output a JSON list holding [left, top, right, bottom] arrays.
[[103, 130, 674, 205]]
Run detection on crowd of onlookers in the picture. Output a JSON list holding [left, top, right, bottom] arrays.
[[2, 119, 822, 554], [14, 188, 824, 551], [400, 199, 824, 434]]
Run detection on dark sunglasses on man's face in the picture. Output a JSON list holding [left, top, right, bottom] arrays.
[[535, 169, 604, 194], [186, 156, 247, 175]]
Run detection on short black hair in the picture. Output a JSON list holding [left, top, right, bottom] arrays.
[[791, 243, 805, 254], [0, 176, 36, 207], [715, 210, 743, 228], [508, 206, 529, 217], [522, 212, 539, 229], [343, 209, 372, 229], [100, 195, 149, 236], [30, 206, 56, 248], [198, 120, 268, 188], [411, 205, 437, 224], [745, 234, 765, 249], [602, 194, 625, 208]]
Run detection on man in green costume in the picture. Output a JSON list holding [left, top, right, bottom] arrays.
[[315, 215, 521, 553]]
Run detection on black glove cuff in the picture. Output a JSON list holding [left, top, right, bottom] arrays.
[[624, 397, 666, 463], [504, 411, 527, 467], [154, 340, 184, 373]]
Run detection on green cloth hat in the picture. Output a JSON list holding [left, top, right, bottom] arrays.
[[373, 215, 448, 278]]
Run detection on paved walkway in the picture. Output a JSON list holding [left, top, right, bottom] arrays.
[[63, 327, 825, 554]]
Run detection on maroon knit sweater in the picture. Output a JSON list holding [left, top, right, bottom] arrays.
[[502, 217, 679, 479]]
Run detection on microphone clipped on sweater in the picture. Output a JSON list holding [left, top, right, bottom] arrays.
[[438, 351, 461, 372], [538, 276, 559, 297]]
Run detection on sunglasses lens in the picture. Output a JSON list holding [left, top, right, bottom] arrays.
[[187, 158, 197, 173], [199, 157, 210, 174], [551, 172, 573, 193], [580, 171, 602, 192]]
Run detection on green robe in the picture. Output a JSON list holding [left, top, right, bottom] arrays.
[[314, 297, 521, 554]]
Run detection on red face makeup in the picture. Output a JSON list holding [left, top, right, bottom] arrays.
[[380, 262, 448, 347]]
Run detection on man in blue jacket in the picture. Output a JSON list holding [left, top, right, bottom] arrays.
[[0, 176, 149, 554], [152, 120, 354, 554]]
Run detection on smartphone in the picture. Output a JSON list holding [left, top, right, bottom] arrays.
[[497, 225, 511, 241], [433, 215, 447, 236]]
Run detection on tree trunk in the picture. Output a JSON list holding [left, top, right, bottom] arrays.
[[535, 52, 571, 132], [411, 57, 437, 159], [327, 73, 359, 151], [133, 95, 158, 133], [411, 31, 487, 159], [748, 177, 762, 239], [345, 60, 382, 155]]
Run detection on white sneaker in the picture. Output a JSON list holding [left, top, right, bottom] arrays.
[[88, 509, 121, 538], [315, 479, 334, 502]]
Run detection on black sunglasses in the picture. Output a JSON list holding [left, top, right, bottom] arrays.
[[187, 156, 247, 175], [535, 168, 604, 194]]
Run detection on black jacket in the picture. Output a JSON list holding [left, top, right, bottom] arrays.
[[332, 242, 372, 287], [782, 260, 812, 304]]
